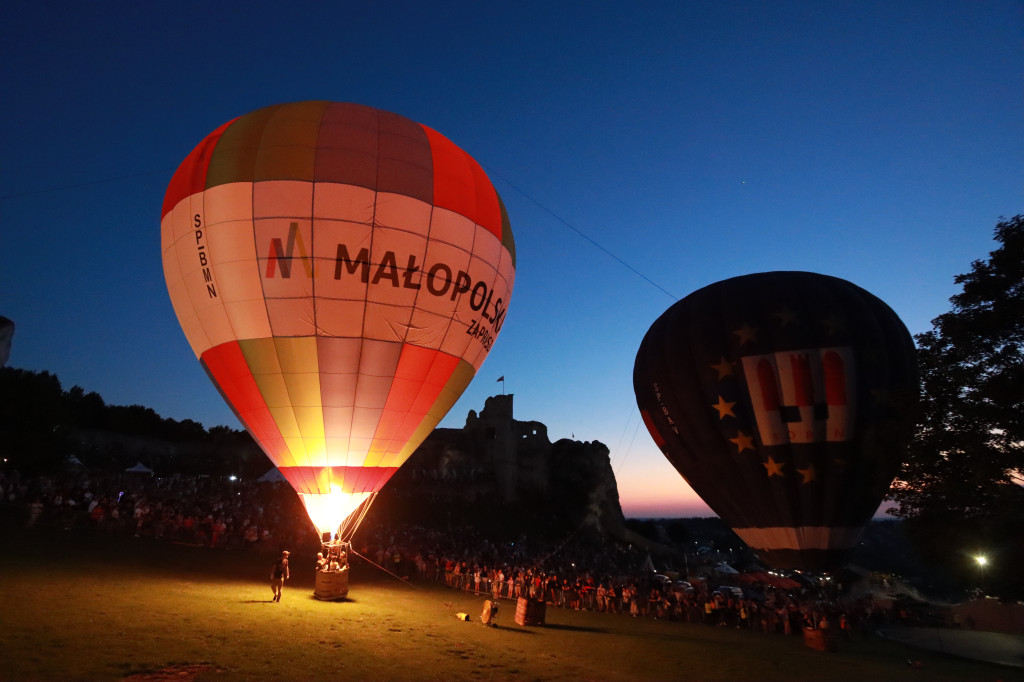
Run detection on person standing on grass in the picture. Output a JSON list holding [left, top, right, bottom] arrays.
[[271, 550, 290, 602]]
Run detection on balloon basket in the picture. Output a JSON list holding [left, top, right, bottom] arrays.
[[514, 597, 545, 626], [802, 627, 837, 652], [314, 569, 350, 601]]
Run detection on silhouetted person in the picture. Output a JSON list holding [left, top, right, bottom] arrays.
[[271, 550, 290, 602]]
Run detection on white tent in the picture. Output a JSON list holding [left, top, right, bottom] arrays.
[[124, 461, 154, 476], [258, 468, 286, 483]]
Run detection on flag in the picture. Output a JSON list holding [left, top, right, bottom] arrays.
[[496, 376, 504, 382]]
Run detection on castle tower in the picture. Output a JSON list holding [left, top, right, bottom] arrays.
[[477, 394, 518, 501]]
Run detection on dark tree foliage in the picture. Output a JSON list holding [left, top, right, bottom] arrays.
[[0, 367, 268, 478], [624, 519, 659, 543], [890, 215, 1024, 599], [0, 368, 71, 472]]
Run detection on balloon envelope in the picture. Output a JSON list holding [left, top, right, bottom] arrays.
[[633, 272, 917, 570], [161, 102, 515, 535]]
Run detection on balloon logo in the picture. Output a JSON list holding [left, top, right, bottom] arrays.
[[161, 102, 515, 538], [633, 272, 918, 570]]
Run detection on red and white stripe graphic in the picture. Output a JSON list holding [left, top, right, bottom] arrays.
[[740, 346, 855, 446]]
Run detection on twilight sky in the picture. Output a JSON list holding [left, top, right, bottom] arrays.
[[1, 1, 1020, 517]]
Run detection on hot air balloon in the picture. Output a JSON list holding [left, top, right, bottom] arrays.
[[633, 272, 917, 571], [161, 102, 515, 542]]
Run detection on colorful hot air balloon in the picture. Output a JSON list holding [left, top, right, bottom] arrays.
[[633, 272, 918, 571], [161, 102, 515, 539]]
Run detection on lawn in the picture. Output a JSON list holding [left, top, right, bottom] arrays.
[[0, 524, 1011, 681]]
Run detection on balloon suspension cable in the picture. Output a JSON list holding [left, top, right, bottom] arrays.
[[534, 520, 587, 569], [349, 546, 419, 590], [334, 492, 378, 544], [347, 548, 486, 614]]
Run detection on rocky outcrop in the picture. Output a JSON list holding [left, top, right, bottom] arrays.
[[386, 394, 628, 538]]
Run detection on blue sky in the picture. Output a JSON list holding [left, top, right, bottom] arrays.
[[1, 1, 1020, 517]]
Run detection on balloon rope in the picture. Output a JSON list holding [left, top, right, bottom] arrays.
[[611, 409, 643, 475], [533, 521, 586, 569], [349, 547, 418, 590], [484, 165, 677, 300], [336, 492, 378, 544], [619, 418, 644, 473]]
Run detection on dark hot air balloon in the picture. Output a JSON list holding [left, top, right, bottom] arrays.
[[161, 102, 515, 540], [633, 271, 917, 570]]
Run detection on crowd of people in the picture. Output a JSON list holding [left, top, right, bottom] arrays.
[[354, 522, 893, 639], [0, 466, 316, 553], [2, 465, 900, 638]]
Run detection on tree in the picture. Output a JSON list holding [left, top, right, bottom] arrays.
[[0, 368, 71, 472], [889, 215, 1024, 598]]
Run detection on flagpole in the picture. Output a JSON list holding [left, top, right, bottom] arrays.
[[497, 375, 505, 395]]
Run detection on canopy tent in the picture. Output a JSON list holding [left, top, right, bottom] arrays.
[[258, 468, 287, 483]]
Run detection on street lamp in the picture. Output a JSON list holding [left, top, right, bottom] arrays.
[[974, 555, 988, 595]]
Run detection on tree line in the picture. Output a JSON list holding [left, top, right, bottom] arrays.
[[0, 368, 267, 478]]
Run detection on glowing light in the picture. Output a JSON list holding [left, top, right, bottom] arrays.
[[299, 486, 373, 537], [974, 555, 988, 567]]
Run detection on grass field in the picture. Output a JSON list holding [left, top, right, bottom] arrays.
[[0, 524, 1013, 682]]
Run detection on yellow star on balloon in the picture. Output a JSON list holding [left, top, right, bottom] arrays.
[[710, 357, 735, 379], [733, 323, 759, 345], [763, 456, 785, 477], [712, 396, 736, 419], [797, 465, 816, 484], [729, 430, 755, 453]]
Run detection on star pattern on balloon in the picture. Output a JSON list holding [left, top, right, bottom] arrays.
[[763, 456, 785, 477], [707, 306, 910, 487], [710, 311, 862, 484], [712, 395, 737, 419], [729, 430, 755, 453], [732, 323, 759, 345], [711, 357, 736, 379]]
